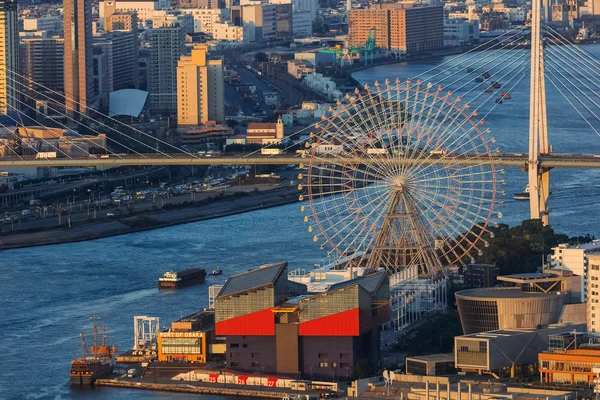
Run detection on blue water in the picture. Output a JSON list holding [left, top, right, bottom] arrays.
[[1, 45, 600, 400]]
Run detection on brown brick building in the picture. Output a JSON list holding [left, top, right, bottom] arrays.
[[349, 5, 443, 53]]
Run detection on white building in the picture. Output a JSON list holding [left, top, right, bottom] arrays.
[[443, 18, 480, 47], [99, 0, 169, 27], [152, 11, 194, 34], [303, 73, 342, 99], [269, 0, 313, 36], [180, 8, 224, 33], [212, 22, 244, 41], [587, 254, 600, 335], [22, 16, 60, 33]]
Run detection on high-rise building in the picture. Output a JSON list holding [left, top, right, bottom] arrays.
[[0, 0, 19, 114], [64, 0, 96, 114], [177, 44, 224, 126], [231, 4, 277, 42], [349, 5, 443, 53], [100, 0, 169, 28], [92, 43, 112, 112], [147, 22, 185, 113], [105, 10, 138, 32], [20, 38, 65, 94], [587, 254, 600, 335]]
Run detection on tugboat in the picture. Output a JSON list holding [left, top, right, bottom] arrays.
[[513, 184, 530, 201], [211, 269, 223, 276], [70, 318, 117, 385], [159, 268, 206, 288], [501, 92, 512, 100]]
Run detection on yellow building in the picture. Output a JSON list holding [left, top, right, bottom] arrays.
[[157, 310, 215, 363], [177, 44, 224, 127]]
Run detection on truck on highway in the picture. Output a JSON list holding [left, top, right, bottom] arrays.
[[261, 148, 283, 155], [35, 152, 57, 159]]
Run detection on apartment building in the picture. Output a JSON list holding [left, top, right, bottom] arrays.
[[177, 44, 224, 126], [147, 22, 185, 113], [349, 5, 443, 53], [20, 37, 64, 93]]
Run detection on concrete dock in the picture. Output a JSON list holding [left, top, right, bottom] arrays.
[[95, 378, 317, 399]]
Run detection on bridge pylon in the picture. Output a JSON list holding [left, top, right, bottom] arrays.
[[528, 0, 551, 226]]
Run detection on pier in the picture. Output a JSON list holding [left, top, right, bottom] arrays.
[[95, 378, 321, 399]]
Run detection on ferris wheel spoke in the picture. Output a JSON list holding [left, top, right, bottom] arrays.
[[409, 188, 486, 259], [322, 187, 393, 254]]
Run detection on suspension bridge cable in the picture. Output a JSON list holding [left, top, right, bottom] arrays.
[[6, 69, 194, 158], [545, 25, 600, 68], [544, 41, 600, 98], [5, 87, 148, 158], [544, 29, 600, 81], [1, 106, 78, 158], [544, 56, 600, 114], [545, 68, 600, 137]]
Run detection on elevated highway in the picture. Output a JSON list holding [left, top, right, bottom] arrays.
[[1, 153, 600, 168]]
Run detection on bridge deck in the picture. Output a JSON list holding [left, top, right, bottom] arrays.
[[0, 154, 598, 168]]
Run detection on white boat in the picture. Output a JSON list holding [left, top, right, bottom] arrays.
[[513, 184, 530, 201]]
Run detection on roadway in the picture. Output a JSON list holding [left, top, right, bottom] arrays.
[[3, 153, 600, 168]]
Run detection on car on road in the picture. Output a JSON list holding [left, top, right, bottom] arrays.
[[107, 212, 114, 217]]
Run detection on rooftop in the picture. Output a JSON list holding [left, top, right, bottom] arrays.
[[455, 287, 566, 299], [329, 271, 387, 294], [217, 262, 287, 298], [177, 309, 214, 323], [406, 353, 454, 362], [459, 324, 584, 340]]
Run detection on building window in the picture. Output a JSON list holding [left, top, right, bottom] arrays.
[[243, 344, 248, 348], [230, 343, 239, 348], [319, 362, 328, 367], [318, 353, 328, 359], [230, 362, 240, 367]]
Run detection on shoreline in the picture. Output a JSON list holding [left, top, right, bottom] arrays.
[[0, 187, 299, 251]]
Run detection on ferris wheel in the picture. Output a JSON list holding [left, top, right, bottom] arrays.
[[299, 79, 499, 277]]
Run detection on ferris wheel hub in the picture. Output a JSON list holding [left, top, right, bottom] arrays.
[[392, 176, 409, 192]]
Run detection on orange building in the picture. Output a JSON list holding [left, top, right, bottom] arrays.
[[348, 5, 443, 53], [539, 348, 600, 385], [157, 310, 215, 363]]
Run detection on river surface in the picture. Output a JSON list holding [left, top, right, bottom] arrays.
[[1, 45, 600, 400]]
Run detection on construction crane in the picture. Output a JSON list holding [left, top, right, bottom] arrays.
[[321, 28, 377, 67]]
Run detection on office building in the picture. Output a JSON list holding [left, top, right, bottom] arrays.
[[100, 0, 169, 27], [349, 5, 443, 53], [214, 262, 390, 379], [147, 22, 185, 113], [212, 22, 244, 41], [455, 324, 585, 377], [463, 263, 497, 288], [176, 44, 224, 126], [180, 9, 223, 33], [92, 43, 112, 111], [274, 3, 292, 39], [157, 310, 216, 363], [64, 0, 96, 114], [22, 17, 60, 34], [230, 4, 276, 42], [588, 254, 600, 335], [0, 0, 19, 114], [152, 11, 194, 34], [405, 354, 455, 376], [539, 346, 600, 385], [443, 18, 480, 47], [20, 37, 64, 94], [97, 31, 139, 90], [105, 10, 138, 32], [177, 0, 221, 8]]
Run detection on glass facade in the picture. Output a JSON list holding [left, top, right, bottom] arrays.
[[455, 338, 488, 368], [456, 297, 499, 334], [161, 337, 202, 354]]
